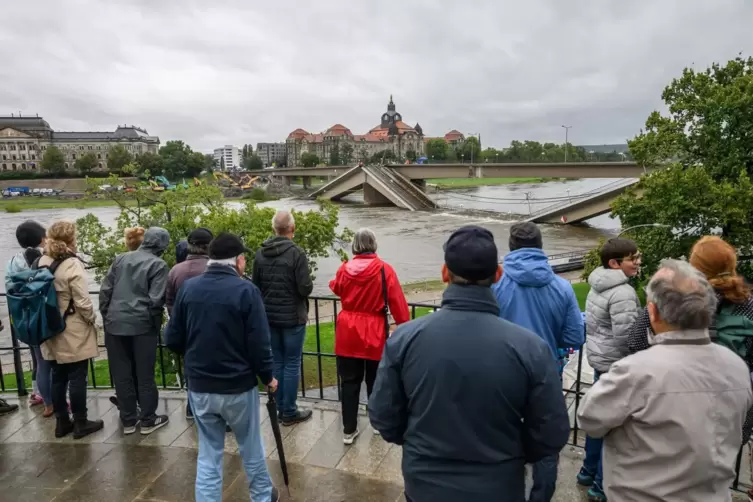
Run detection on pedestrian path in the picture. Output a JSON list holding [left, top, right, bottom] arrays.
[[0, 392, 748, 501]]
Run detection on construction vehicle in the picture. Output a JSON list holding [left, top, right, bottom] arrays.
[[238, 174, 259, 190], [213, 171, 239, 186], [148, 179, 165, 192], [193, 177, 203, 186]]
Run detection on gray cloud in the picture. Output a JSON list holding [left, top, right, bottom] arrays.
[[1, 0, 751, 151]]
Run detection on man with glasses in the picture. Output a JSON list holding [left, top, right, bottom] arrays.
[[576, 238, 641, 502]]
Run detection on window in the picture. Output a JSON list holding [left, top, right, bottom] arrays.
[[72, 154, 76, 160], [9, 144, 15, 150], [21, 154, 26, 160], [65, 163, 69, 168], [19, 144, 25, 151], [31, 155, 36, 160], [41, 145, 46, 150], [1, 164, 5, 170], [30, 163, 35, 170], [0, 145, 5, 150], [97, 154, 101, 159], [97, 145, 101, 150], [12, 163, 16, 170], [11, 155, 16, 160], [79, 146, 84, 150], [98, 163, 102, 168], [1, 155, 5, 160], [21, 163, 26, 169], [88, 145, 93, 150]]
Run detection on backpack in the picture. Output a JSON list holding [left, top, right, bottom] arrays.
[[713, 302, 753, 362], [5, 257, 73, 346]]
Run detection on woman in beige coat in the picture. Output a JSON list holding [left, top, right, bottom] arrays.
[[39, 220, 103, 439]]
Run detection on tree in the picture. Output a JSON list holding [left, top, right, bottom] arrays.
[[425, 138, 449, 161], [329, 143, 341, 166], [369, 149, 397, 164], [219, 156, 225, 171], [242, 144, 253, 161], [74, 152, 98, 175], [159, 140, 193, 179], [358, 148, 368, 163], [405, 149, 417, 162], [300, 152, 320, 167], [41, 146, 66, 175], [584, 55, 753, 281], [203, 154, 215, 173], [341, 143, 354, 165], [245, 155, 263, 170], [76, 175, 353, 281], [459, 137, 482, 163], [107, 145, 133, 173], [134, 152, 164, 177]]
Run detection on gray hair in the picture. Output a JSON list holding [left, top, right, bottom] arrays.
[[187, 243, 209, 255], [646, 259, 718, 330], [272, 210, 295, 235], [207, 257, 239, 267], [352, 228, 378, 254]]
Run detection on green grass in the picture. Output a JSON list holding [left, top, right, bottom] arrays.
[[427, 177, 547, 188], [0, 197, 130, 211], [4, 202, 22, 213]]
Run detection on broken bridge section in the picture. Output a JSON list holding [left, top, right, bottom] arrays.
[[309, 165, 436, 211]]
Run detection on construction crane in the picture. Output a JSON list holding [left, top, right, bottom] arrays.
[[213, 171, 239, 186]]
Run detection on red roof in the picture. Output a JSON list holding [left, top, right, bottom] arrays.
[[325, 124, 353, 137], [287, 128, 310, 140], [444, 130, 464, 141]]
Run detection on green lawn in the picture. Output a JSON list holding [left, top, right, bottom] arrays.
[[427, 177, 547, 188], [0, 197, 135, 212]]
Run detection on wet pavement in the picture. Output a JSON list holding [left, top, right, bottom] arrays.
[[0, 392, 748, 501]]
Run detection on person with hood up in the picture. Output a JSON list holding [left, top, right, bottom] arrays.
[[492, 222, 583, 502], [252, 210, 314, 426], [330, 228, 409, 444], [100, 226, 170, 435]]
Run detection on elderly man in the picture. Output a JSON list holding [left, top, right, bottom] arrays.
[[253, 210, 314, 426], [578, 259, 753, 502], [370, 225, 570, 502], [165, 232, 279, 502]]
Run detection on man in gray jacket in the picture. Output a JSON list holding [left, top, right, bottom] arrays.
[[578, 259, 753, 502], [100, 227, 170, 436]]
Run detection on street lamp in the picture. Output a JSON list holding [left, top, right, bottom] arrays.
[[467, 133, 481, 164], [461, 153, 465, 164], [561, 125, 572, 163], [617, 223, 671, 237]]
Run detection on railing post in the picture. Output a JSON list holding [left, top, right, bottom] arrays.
[[9, 322, 28, 397]]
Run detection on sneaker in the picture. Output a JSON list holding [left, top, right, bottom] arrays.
[[343, 429, 360, 445], [43, 405, 54, 418], [55, 417, 75, 438], [587, 484, 607, 502], [109, 396, 119, 409], [123, 422, 139, 435], [271, 486, 280, 501], [29, 393, 44, 406], [577, 466, 595, 486], [0, 398, 19, 415], [141, 415, 169, 435], [185, 403, 194, 420], [373, 428, 381, 436], [73, 418, 104, 439], [281, 409, 313, 427]]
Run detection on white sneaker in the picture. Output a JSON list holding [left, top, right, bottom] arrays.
[[123, 422, 139, 435], [373, 428, 381, 436], [343, 429, 360, 445], [141, 415, 169, 435]]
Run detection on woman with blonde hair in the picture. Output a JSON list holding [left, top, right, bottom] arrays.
[[124, 227, 145, 251], [39, 220, 103, 439]]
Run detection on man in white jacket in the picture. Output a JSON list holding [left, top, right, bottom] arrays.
[[578, 259, 752, 502]]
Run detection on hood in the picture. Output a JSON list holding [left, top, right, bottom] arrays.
[[503, 248, 554, 287], [139, 227, 170, 255], [175, 240, 189, 264], [261, 236, 296, 257], [4, 252, 29, 291], [588, 266, 629, 293], [342, 254, 382, 282]]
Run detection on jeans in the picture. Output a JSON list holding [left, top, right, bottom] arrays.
[[33, 346, 52, 406], [50, 359, 88, 420], [529, 454, 558, 502], [337, 356, 379, 434], [582, 370, 604, 492], [106, 333, 159, 426], [190, 387, 273, 502], [269, 325, 306, 418]]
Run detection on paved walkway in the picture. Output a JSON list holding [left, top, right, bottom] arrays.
[[0, 392, 749, 501]]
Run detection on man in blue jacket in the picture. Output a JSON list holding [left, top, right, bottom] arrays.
[[492, 222, 584, 502], [369, 225, 570, 502], [165, 233, 280, 502]]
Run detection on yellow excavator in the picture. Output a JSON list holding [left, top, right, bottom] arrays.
[[213, 171, 239, 186], [238, 174, 259, 190], [149, 179, 165, 192]]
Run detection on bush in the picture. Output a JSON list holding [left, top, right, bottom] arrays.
[[4, 203, 22, 213], [241, 187, 275, 201]]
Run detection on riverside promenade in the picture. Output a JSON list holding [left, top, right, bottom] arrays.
[[0, 392, 748, 501]]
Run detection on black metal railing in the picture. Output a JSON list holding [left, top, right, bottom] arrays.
[[0, 291, 748, 491]]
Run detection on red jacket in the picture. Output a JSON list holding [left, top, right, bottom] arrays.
[[330, 254, 410, 361]]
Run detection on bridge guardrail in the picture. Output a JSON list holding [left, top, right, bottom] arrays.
[[526, 178, 639, 219]]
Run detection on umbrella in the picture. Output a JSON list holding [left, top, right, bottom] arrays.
[[266, 390, 290, 495]]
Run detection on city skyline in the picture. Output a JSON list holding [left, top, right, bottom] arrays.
[[1, 1, 751, 152]]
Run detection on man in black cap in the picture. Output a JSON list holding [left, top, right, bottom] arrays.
[[492, 222, 584, 502], [369, 225, 570, 502], [165, 227, 213, 419], [165, 232, 279, 502]]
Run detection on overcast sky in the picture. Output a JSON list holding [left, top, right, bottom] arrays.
[[1, 0, 751, 152]]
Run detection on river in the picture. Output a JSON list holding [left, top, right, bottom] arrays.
[[0, 178, 620, 355]]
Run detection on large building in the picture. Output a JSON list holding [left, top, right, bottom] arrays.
[[213, 145, 242, 171], [0, 115, 159, 173], [256, 142, 287, 167], [286, 96, 431, 166]]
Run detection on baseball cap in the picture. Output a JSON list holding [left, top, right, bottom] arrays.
[[208, 232, 252, 260], [509, 222, 543, 251], [187, 227, 214, 246], [443, 225, 499, 281]]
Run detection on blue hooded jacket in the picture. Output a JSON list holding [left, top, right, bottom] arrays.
[[492, 248, 584, 361]]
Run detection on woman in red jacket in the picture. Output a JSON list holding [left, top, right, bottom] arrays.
[[330, 228, 410, 444]]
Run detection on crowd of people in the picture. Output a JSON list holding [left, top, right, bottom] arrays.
[[3, 214, 753, 502]]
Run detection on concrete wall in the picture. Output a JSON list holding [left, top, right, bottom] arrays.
[[0, 177, 138, 191]]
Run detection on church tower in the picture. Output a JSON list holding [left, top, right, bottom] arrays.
[[380, 95, 403, 129]]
